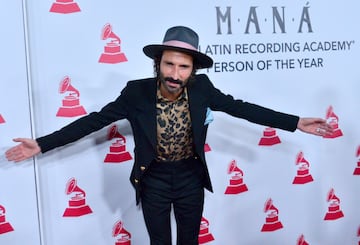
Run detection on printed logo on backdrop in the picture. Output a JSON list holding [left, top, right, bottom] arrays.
[[323, 106, 343, 139], [258, 127, 281, 146], [293, 151, 314, 184], [56, 76, 87, 117], [112, 220, 131, 245], [201, 4, 356, 73], [297, 234, 309, 245], [0, 114, 5, 124], [99, 23, 128, 64], [353, 145, 360, 175], [324, 188, 344, 221], [63, 177, 93, 217], [357, 225, 360, 245], [49, 0, 81, 14], [0, 204, 14, 235], [224, 159, 248, 194], [261, 198, 283, 232], [198, 217, 215, 244], [104, 124, 132, 163]]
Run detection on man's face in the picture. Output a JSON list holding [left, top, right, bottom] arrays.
[[159, 50, 193, 100]]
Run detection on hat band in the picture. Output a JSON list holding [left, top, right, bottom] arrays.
[[162, 40, 197, 51]]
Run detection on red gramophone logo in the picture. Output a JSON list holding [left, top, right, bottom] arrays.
[[292, 151, 314, 184], [323, 106, 343, 139], [224, 159, 248, 194], [98, 23, 127, 64], [112, 220, 131, 245], [357, 225, 360, 245], [297, 234, 309, 245], [0, 114, 5, 124], [49, 0, 81, 14], [63, 177, 93, 217], [261, 198, 283, 232], [324, 188, 344, 221], [204, 143, 211, 152], [353, 146, 360, 175], [56, 76, 87, 117], [104, 124, 132, 163], [0, 204, 14, 235], [198, 217, 215, 244], [258, 127, 281, 146]]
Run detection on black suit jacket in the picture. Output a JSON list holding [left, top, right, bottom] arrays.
[[37, 74, 299, 204]]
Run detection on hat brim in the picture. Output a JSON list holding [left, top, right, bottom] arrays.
[[143, 44, 213, 69]]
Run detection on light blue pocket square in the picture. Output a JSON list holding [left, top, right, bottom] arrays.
[[204, 108, 214, 125]]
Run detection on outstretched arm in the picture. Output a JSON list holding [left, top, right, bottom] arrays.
[[5, 138, 41, 163], [297, 117, 333, 136]]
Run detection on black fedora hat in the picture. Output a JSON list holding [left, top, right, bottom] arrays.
[[143, 26, 213, 69]]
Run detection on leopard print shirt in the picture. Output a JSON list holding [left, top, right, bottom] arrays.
[[156, 87, 194, 162]]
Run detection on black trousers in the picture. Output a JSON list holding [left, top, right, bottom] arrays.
[[141, 157, 205, 245]]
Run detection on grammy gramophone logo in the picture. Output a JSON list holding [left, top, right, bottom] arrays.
[[258, 127, 281, 146], [0, 204, 14, 235], [63, 177, 93, 217], [323, 106, 343, 139], [292, 151, 314, 184], [353, 145, 360, 175], [324, 188, 344, 221], [224, 159, 248, 194], [99, 23, 128, 64], [261, 198, 283, 232], [56, 76, 87, 117], [104, 124, 132, 163], [198, 217, 215, 244], [49, 0, 81, 14], [0, 113, 5, 124], [297, 234, 309, 245], [112, 220, 131, 245]]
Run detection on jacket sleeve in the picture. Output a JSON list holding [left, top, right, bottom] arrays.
[[37, 85, 131, 153], [199, 74, 300, 132]]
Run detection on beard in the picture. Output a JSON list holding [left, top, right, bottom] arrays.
[[159, 72, 188, 95]]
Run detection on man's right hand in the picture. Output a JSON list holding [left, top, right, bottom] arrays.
[[5, 138, 41, 163]]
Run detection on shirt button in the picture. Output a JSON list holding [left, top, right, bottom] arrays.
[[140, 166, 146, 171], [134, 179, 139, 184]]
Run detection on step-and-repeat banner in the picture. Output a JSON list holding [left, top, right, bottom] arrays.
[[1, 0, 359, 244]]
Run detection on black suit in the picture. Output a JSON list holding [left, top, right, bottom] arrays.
[[37, 73, 299, 204], [37, 73, 299, 244]]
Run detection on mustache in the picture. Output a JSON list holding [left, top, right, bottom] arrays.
[[164, 77, 184, 85]]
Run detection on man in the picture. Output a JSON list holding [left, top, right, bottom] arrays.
[[5, 26, 333, 245]]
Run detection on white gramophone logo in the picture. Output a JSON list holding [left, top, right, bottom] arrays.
[[323, 106, 343, 139], [261, 198, 283, 232], [63, 177, 93, 217], [292, 151, 314, 184], [49, 0, 81, 14], [112, 220, 131, 245], [56, 76, 87, 117], [258, 127, 281, 146], [104, 124, 132, 163], [0, 113, 5, 123], [198, 217, 215, 244], [297, 234, 309, 245], [353, 145, 360, 175], [0, 204, 14, 235], [99, 23, 128, 64], [324, 188, 344, 221], [224, 159, 248, 194]]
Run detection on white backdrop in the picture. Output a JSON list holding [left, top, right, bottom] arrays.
[[0, 0, 359, 244]]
